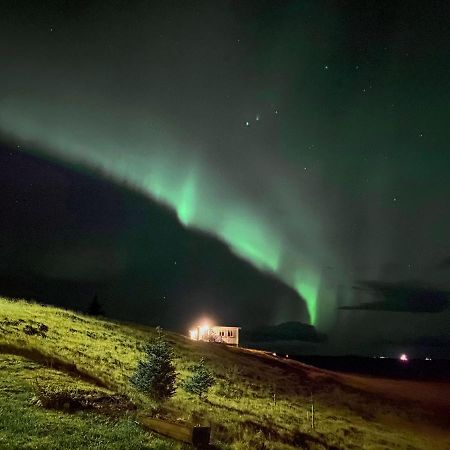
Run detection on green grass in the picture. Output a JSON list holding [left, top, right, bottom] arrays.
[[0, 297, 449, 449], [0, 354, 176, 450]]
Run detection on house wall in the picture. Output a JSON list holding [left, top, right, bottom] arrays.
[[211, 326, 240, 346]]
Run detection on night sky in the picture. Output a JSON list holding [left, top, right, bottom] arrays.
[[1, 1, 449, 356]]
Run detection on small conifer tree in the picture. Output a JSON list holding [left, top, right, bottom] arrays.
[[131, 327, 177, 402], [87, 293, 105, 316], [181, 357, 215, 399]]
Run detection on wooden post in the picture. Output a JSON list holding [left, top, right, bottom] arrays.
[[138, 415, 210, 448]]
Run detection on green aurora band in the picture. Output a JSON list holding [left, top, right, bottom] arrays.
[[143, 165, 320, 325], [0, 0, 374, 330], [0, 109, 329, 326], [2, 0, 450, 353]]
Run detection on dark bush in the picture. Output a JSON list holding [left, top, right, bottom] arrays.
[[34, 386, 136, 414]]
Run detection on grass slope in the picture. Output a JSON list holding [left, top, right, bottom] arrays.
[[0, 297, 449, 449], [0, 354, 174, 450]]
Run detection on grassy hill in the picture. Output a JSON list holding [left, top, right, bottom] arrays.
[[0, 297, 449, 449]]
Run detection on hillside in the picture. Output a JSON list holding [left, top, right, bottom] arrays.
[[1, 298, 449, 449]]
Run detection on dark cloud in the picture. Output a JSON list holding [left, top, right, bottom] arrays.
[[340, 281, 450, 313], [241, 321, 327, 344], [436, 257, 450, 270]]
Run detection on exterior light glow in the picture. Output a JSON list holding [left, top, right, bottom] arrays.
[[189, 329, 197, 340]]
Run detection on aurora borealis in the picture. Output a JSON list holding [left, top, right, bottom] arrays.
[[1, 1, 450, 354]]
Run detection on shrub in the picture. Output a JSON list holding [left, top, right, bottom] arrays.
[[181, 358, 215, 399], [130, 327, 177, 402], [33, 385, 136, 414]]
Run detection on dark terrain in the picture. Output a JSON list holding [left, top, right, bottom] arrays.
[[293, 355, 450, 381]]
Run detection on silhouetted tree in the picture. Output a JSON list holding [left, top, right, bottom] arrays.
[[87, 293, 105, 316]]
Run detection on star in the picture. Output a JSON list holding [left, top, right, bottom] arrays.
[[324, 65, 329, 70], [245, 121, 250, 127]]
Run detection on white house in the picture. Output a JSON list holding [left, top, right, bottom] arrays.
[[189, 324, 240, 346]]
